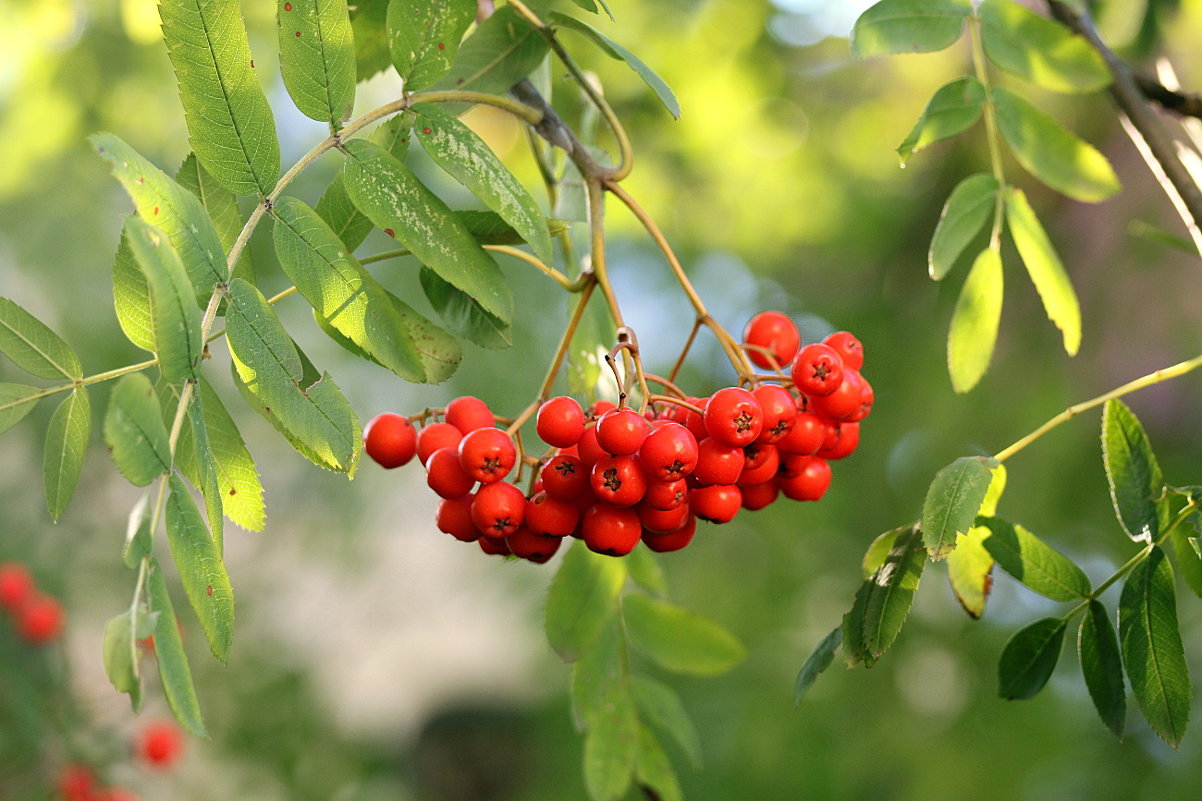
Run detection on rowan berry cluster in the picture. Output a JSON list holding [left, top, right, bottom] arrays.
[[0, 561, 64, 644], [55, 721, 183, 801], [57, 764, 138, 801], [363, 312, 872, 561]]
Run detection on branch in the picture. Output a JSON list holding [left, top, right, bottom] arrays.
[[1134, 73, 1202, 120]]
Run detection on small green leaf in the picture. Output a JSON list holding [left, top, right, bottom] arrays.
[[1170, 528, 1202, 600], [348, 0, 390, 81], [851, 0, 971, 57], [102, 611, 141, 711], [175, 153, 253, 284], [1102, 399, 1164, 543], [979, 516, 1092, 601], [111, 231, 155, 352], [165, 474, 234, 663], [549, 12, 680, 119], [862, 526, 909, 577], [625, 546, 667, 597], [993, 87, 1121, 203], [571, 618, 623, 730], [859, 524, 926, 658], [1079, 599, 1126, 738], [928, 174, 999, 280], [0, 383, 41, 436], [998, 617, 1067, 700], [946, 527, 994, 618], [43, 387, 90, 521], [545, 540, 627, 662], [897, 76, 985, 165], [634, 726, 683, 801], [630, 675, 703, 768], [183, 388, 224, 555], [0, 297, 81, 381], [794, 627, 842, 705], [419, 267, 514, 350], [147, 559, 207, 737], [278, 0, 356, 125], [435, 6, 549, 96], [1119, 546, 1191, 747], [947, 247, 1003, 393], [622, 594, 746, 676], [583, 679, 638, 801], [1005, 187, 1082, 356], [979, 0, 1110, 93], [123, 493, 153, 570], [104, 373, 171, 487], [387, 0, 475, 91], [921, 455, 998, 559]]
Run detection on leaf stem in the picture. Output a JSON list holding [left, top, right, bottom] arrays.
[[968, 12, 1008, 250], [361, 245, 587, 291], [0, 357, 160, 413]]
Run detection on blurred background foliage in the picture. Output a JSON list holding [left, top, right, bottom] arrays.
[[4, 0, 1202, 799]]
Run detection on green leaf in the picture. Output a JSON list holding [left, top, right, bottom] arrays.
[[175, 154, 254, 284], [387, 0, 476, 91], [978, 516, 1092, 601], [997, 617, 1067, 700], [112, 231, 155, 352], [342, 139, 514, 325], [123, 493, 153, 570], [947, 247, 1003, 393], [571, 618, 624, 730], [414, 104, 554, 262], [978, 0, 1110, 94], [0, 297, 81, 381], [419, 267, 514, 350], [0, 383, 41, 436], [43, 387, 90, 522], [165, 474, 234, 663], [91, 134, 228, 301], [862, 526, 909, 577], [583, 679, 637, 801], [545, 540, 627, 662], [122, 217, 203, 383], [630, 675, 703, 768], [850, 0, 971, 57], [929, 174, 998, 281], [348, 0, 390, 81], [897, 77, 985, 165], [947, 527, 994, 618], [183, 388, 225, 555], [159, 0, 280, 195], [1170, 527, 1202, 600], [457, 209, 569, 244], [194, 381, 265, 531], [1119, 546, 1191, 747], [857, 524, 926, 659], [1079, 599, 1126, 738], [147, 559, 207, 737], [272, 195, 426, 381], [567, 291, 614, 399], [992, 87, 1121, 203], [625, 546, 667, 597], [622, 594, 746, 676], [278, 0, 356, 124], [435, 6, 549, 96], [102, 611, 142, 711], [103, 373, 171, 487], [1102, 399, 1164, 543], [921, 455, 998, 559], [225, 279, 361, 474], [549, 12, 681, 119], [634, 726, 683, 801], [1005, 187, 1082, 356], [794, 627, 842, 705]]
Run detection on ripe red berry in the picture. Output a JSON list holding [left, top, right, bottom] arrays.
[[739, 443, 780, 486], [445, 396, 494, 434], [849, 373, 874, 422], [664, 397, 707, 440], [536, 396, 586, 448], [478, 536, 511, 556], [818, 421, 860, 460], [742, 311, 801, 369], [471, 482, 526, 538], [778, 456, 832, 501], [645, 478, 688, 511], [96, 787, 139, 801], [0, 562, 34, 611], [591, 455, 648, 507], [704, 387, 764, 447], [808, 369, 864, 421], [740, 480, 779, 511], [823, 330, 864, 371], [541, 454, 589, 501], [582, 504, 642, 556], [525, 491, 580, 537], [693, 438, 745, 486], [504, 527, 562, 563], [589, 399, 618, 418], [638, 422, 699, 482], [425, 447, 476, 499], [57, 764, 95, 801], [577, 424, 608, 467], [417, 422, 463, 466], [691, 484, 742, 524], [638, 499, 691, 533], [137, 720, 184, 768], [776, 410, 825, 455], [17, 594, 63, 643], [790, 343, 844, 397], [595, 408, 651, 456], [436, 495, 480, 542], [752, 384, 797, 444], [362, 413, 417, 468], [457, 427, 517, 483], [642, 515, 697, 552]]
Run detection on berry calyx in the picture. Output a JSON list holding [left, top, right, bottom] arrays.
[[638, 422, 699, 482], [742, 311, 801, 369], [457, 427, 517, 484], [471, 481, 526, 538], [790, 343, 844, 397], [541, 454, 589, 501], [823, 330, 864, 371], [703, 387, 764, 447], [752, 384, 797, 444], [590, 455, 648, 507]]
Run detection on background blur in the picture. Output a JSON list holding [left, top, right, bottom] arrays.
[[3, 0, 1202, 798]]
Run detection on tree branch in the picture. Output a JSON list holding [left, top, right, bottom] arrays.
[[1133, 73, 1202, 120]]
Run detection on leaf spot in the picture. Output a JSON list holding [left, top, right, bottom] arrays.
[[384, 228, 395, 238], [284, 1, 292, 8]]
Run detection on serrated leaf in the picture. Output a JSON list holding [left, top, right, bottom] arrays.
[[183, 389, 224, 555], [0, 297, 81, 381], [387, 0, 475, 91], [921, 455, 998, 559], [1102, 399, 1163, 543], [897, 76, 985, 165], [415, 104, 553, 262], [929, 174, 998, 280], [631, 675, 702, 768], [102, 611, 141, 711], [147, 559, 207, 737], [993, 87, 1120, 203], [176, 153, 254, 284], [0, 383, 41, 437], [850, 0, 971, 57], [625, 546, 667, 597], [195, 381, 264, 531], [622, 594, 746, 676], [1119, 546, 1191, 747], [947, 247, 1003, 393], [947, 527, 994, 618], [1079, 599, 1126, 738], [794, 627, 842, 705], [583, 679, 637, 801], [278, 0, 356, 124], [571, 618, 624, 730], [549, 12, 680, 119], [123, 493, 153, 569], [1005, 187, 1081, 356], [165, 474, 234, 663], [91, 134, 228, 301], [112, 231, 155, 352], [43, 387, 90, 521], [634, 726, 683, 801], [104, 373, 171, 486], [435, 6, 549, 96], [979, 0, 1110, 93], [998, 617, 1067, 700], [159, 0, 280, 195], [1170, 527, 1202, 600], [545, 540, 627, 662], [859, 524, 926, 658], [419, 267, 513, 350], [978, 516, 1091, 600], [862, 526, 909, 577], [348, 0, 390, 81]]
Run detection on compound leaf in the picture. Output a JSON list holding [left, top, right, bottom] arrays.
[[147, 559, 207, 737], [1079, 599, 1125, 738], [978, 516, 1092, 601], [929, 173, 998, 281], [851, 0, 971, 57], [622, 594, 746, 676], [386, 0, 475, 91], [979, 0, 1110, 93], [435, 6, 549, 96], [998, 617, 1067, 700], [947, 247, 1003, 393], [0, 297, 81, 381], [634, 726, 683, 801], [1005, 187, 1081, 356], [104, 373, 171, 487], [165, 474, 234, 663], [794, 627, 842, 705], [1102, 399, 1163, 543], [545, 540, 626, 662], [102, 610, 142, 711], [43, 387, 90, 522], [897, 76, 985, 165], [175, 153, 253, 283], [631, 675, 703, 767], [278, 0, 356, 125], [921, 455, 998, 559], [583, 679, 637, 801]]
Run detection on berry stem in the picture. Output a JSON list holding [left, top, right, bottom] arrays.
[[537, 277, 600, 402], [667, 318, 702, 384], [647, 394, 704, 415], [643, 373, 688, 399]]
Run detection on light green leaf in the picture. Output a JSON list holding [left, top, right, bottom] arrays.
[[348, 0, 390, 81], [921, 455, 998, 559], [435, 6, 549, 96], [998, 617, 1067, 700], [419, 266, 514, 350], [112, 231, 155, 352], [862, 526, 909, 577], [160, 0, 280, 195], [634, 726, 683, 801], [794, 627, 842, 705], [979, 0, 1111, 93], [978, 516, 1091, 601], [193, 381, 264, 532], [147, 559, 207, 737], [567, 291, 614, 399], [1102, 399, 1164, 543], [184, 389, 224, 555], [897, 76, 985, 165], [851, 0, 971, 57], [947, 247, 1003, 393], [947, 527, 994, 618], [387, 0, 475, 91], [1005, 187, 1081, 356], [102, 610, 142, 711], [175, 153, 254, 284], [631, 675, 702, 767], [857, 524, 926, 659], [1170, 527, 1202, 600], [43, 387, 90, 521], [0, 383, 41, 437], [123, 493, 153, 570], [622, 594, 746, 676], [278, 0, 356, 124], [625, 546, 667, 597], [0, 297, 81, 381], [929, 174, 998, 280], [571, 618, 624, 730], [583, 678, 637, 801], [545, 540, 627, 662], [1119, 546, 1191, 747], [1079, 599, 1126, 738], [165, 474, 234, 663], [993, 87, 1121, 203], [104, 373, 171, 486]]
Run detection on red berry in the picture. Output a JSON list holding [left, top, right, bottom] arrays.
[[742, 311, 801, 369], [536, 396, 586, 448], [704, 387, 763, 447], [776, 410, 825, 455], [808, 369, 864, 421], [96, 788, 139, 801], [638, 422, 699, 481], [665, 397, 708, 440], [645, 478, 688, 511], [417, 422, 462, 466], [457, 427, 517, 484], [741, 480, 779, 511], [638, 499, 691, 533], [436, 495, 480, 542], [577, 424, 608, 467], [693, 438, 745, 486], [752, 384, 797, 444], [137, 720, 184, 768], [590, 455, 648, 507], [0, 562, 34, 611], [818, 421, 860, 460], [525, 491, 580, 537], [478, 536, 512, 556], [363, 413, 417, 468], [778, 456, 832, 501], [471, 482, 526, 538], [596, 408, 651, 456], [17, 595, 62, 643], [445, 396, 494, 434], [790, 344, 844, 397], [739, 444, 780, 486], [823, 331, 864, 371], [581, 504, 642, 556], [57, 764, 95, 801], [541, 454, 589, 501], [504, 527, 562, 563], [589, 399, 617, 418], [691, 484, 742, 524], [642, 515, 697, 552], [425, 447, 476, 499], [849, 373, 874, 422]]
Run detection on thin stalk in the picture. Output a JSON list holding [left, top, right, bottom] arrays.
[[969, 13, 1008, 250], [0, 357, 160, 412], [536, 277, 600, 401], [362, 244, 587, 291], [667, 318, 702, 385]]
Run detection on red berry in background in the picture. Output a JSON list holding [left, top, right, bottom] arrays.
[[776, 410, 824, 455], [362, 413, 417, 468], [823, 330, 864, 371], [808, 369, 864, 421], [436, 495, 480, 542], [589, 399, 617, 418], [665, 397, 707, 440], [778, 456, 832, 501], [638, 422, 699, 482], [638, 499, 690, 533], [17, 594, 63, 643], [693, 438, 745, 486], [536, 396, 586, 447], [703, 387, 763, 447], [790, 343, 844, 397], [739, 444, 780, 486], [137, 720, 184, 768], [96, 788, 139, 801], [478, 536, 511, 556], [504, 527, 561, 563], [645, 478, 688, 511], [740, 480, 779, 511], [525, 491, 580, 537], [642, 515, 697, 552], [742, 311, 801, 369], [818, 422, 860, 460], [445, 396, 494, 434], [471, 482, 526, 538], [850, 374, 874, 422], [57, 764, 95, 801], [582, 504, 642, 556], [417, 422, 463, 466], [0, 562, 34, 611], [691, 484, 742, 524], [752, 384, 797, 444], [577, 425, 608, 467], [596, 408, 651, 456], [457, 427, 517, 484], [426, 447, 476, 499], [541, 454, 589, 501], [590, 455, 648, 507]]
